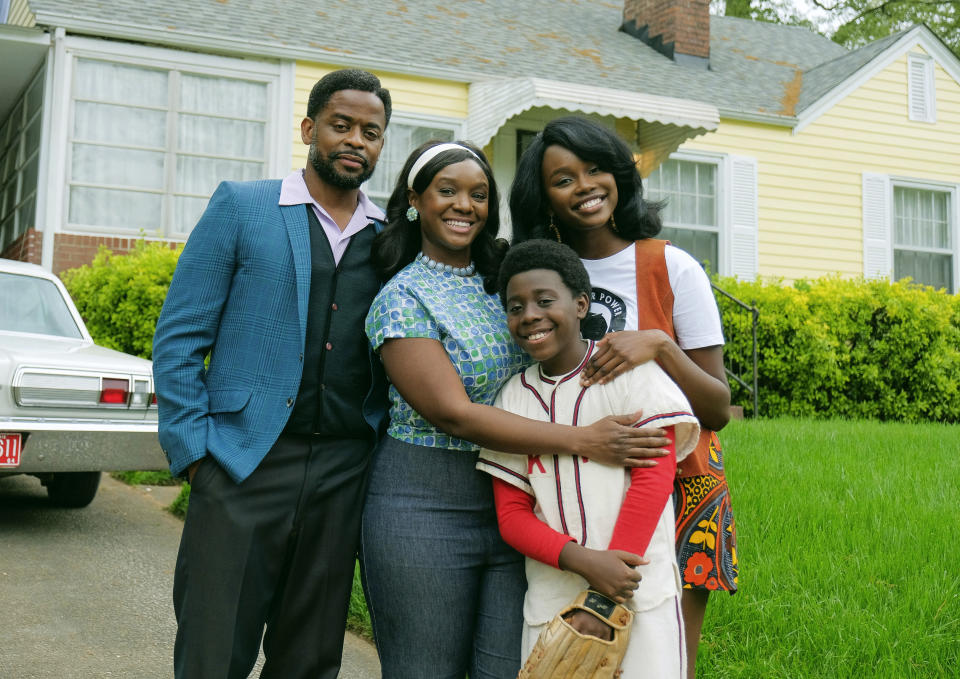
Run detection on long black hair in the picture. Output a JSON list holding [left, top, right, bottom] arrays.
[[372, 140, 508, 294], [509, 116, 662, 244]]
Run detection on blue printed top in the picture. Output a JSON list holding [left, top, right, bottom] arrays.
[[365, 259, 527, 451]]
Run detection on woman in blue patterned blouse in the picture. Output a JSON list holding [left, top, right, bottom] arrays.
[[362, 141, 670, 678]]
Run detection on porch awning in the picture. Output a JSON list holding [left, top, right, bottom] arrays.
[[0, 25, 49, 122], [467, 77, 719, 174]]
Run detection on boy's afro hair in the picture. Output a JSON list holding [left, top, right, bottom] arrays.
[[497, 239, 591, 308]]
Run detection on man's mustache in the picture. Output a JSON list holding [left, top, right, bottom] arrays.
[[330, 151, 369, 169]]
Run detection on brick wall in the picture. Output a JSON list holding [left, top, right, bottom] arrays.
[[1, 228, 42, 264], [623, 0, 710, 59], [52, 234, 181, 275]]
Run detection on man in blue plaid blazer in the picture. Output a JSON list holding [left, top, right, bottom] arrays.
[[153, 69, 392, 679]]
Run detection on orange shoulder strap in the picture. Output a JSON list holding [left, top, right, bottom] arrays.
[[633, 239, 675, 338], [634, 238, 716, 478]]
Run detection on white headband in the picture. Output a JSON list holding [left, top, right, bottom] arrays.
[[407, 143, 482, 189]]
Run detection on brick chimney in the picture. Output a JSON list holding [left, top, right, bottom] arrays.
[[622, 0, 710, 69]]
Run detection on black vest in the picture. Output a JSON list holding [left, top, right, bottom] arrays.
[[284, 206, 381, 438]]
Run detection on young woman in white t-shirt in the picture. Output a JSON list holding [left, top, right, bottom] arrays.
[[509, 115, 739, 679]]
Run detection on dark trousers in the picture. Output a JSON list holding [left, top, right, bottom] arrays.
[[173, 434, 371, 679], [362, 437, 525, 679]]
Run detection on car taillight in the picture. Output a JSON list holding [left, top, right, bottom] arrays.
[[100, 378, 129, 404], [130, 379, 151, 408]]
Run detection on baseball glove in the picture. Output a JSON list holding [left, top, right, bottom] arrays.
[[517, 590, 633, 679]]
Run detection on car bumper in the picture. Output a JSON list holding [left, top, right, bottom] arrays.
[[0, 419, 166, 472]]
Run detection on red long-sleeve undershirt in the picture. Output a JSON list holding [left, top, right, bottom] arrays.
[[492, 426, 678, 567]]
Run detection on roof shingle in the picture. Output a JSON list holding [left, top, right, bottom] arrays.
[[24, 0, 869, 120]]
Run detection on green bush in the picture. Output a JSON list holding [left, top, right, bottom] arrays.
[[59, 242, 960, 424], [168, 484, 190, 519], [714, 275, 960, 423], [61, 241, 182, 359], [111, 470, 178, 486]]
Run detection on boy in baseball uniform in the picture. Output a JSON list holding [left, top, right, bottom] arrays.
[[477, 239, 700, 677]]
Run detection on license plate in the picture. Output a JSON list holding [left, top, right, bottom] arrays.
[[0, 433, 22, 467]]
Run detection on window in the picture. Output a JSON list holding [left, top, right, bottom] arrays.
[[363, 119, 460, 207], [646, 153, 758, 280], [67, 58, 272, 236], [908, 53, 936, 123], [863, 173, 958, 293], [646, 158, 719, 271], [0, 272, 82, 338], [515, 129, 538, 169], [893, 185, 953, 292], [0, 66, 43, 252]]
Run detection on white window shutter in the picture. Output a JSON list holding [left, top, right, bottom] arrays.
[[908, 54, 936, 123], [862, 173, 892, 279], [728, 155, 758, 280]]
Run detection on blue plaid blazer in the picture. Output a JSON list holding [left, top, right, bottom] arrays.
[[153, 179, 387, 482]]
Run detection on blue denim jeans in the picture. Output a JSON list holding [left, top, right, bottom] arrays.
[[361, 436, 525, 679]]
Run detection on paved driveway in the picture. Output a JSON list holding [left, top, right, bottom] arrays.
[[0, 473, 380, 678]]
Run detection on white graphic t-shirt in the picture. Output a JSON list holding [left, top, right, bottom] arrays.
[[580, 243, 724, 350]]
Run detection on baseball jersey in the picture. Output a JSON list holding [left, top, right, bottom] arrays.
[[477, 341, 699, 625]]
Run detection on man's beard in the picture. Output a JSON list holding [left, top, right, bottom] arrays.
[[309, 142, 375, 190]]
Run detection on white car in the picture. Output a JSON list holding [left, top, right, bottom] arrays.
[[0, 259, 165, 507]]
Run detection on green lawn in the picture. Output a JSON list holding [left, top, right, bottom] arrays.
[[696, 417, 959, 678], [144, 417, 958, 675], [346, 417, 959, 676]]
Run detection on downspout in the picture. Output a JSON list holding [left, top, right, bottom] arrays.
[[40, 26, 66, 271]]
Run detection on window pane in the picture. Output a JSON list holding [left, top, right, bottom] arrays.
[[648, 159, 718, 230], [69, 59, 271, 234], [662, 160, 679, 192], [1, 213, 14, 250], [893, 186, 950, 249], [21, 154, 39, 197], [660, 226, 719, 272], [26, 70, 44, 117], [176, 156, 263, 195], [516, 130, 539, 169], [0, 272, 82, 338], [173, 196, 210, 234], [69, 186, 162, 229], [9, 101, 23, 134], [0, 149, 9, 185], [4, 179, 17, 213], [75, 59, 168, 107], [678, 192, 696, 224], [698, 196, 715, 227], [74, 102, 167, 148], [25, 114, 41, 154], [934, 192, 949, 247], [72, 144, 165, 189], [894, 249, 953, 293], [645, 169, 660, 195], [679, 161, 697, 192], [178, 114, 264, 158], [364, 123, 455, 202], [180, 75, 268, 119], [4, 147, 18, 180], [18, 195, 36, 233]]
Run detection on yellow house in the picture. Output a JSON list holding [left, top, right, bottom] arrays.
[[1, 0, 957, 293]]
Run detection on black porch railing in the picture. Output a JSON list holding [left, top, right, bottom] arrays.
[[711, 282, 759, 417]]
